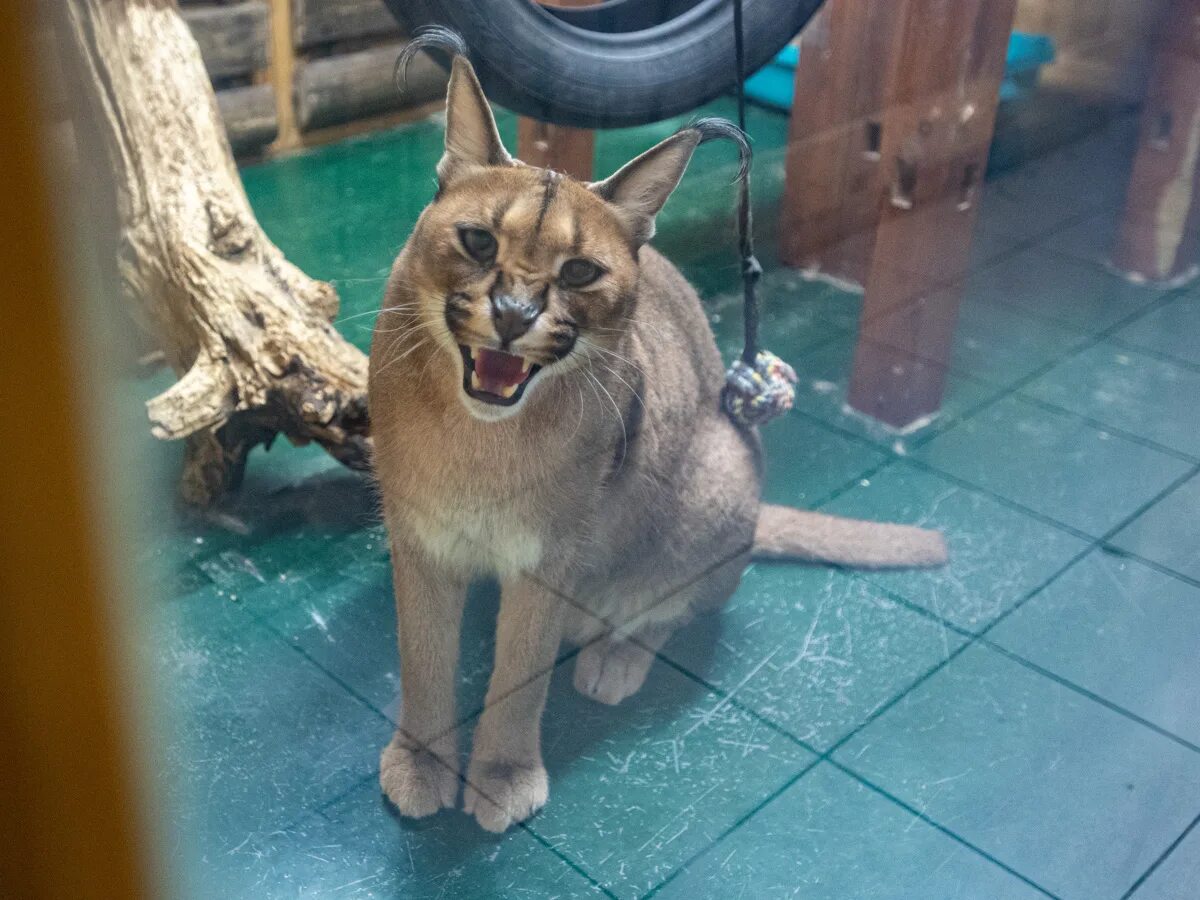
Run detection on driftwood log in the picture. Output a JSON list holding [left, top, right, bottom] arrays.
[[62, 0, 371, 506]]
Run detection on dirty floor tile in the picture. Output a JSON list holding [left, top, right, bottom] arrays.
[[989, 549, 1200, 748], [1130, 818, 1200, 900], [872, 288, 1091, 391], [787, 336, 997, 448], [258, 557, 401, 717], [656, 763, 1045, 900], [1038, 208, 1123, 266], [708, 271, 863, 362], [186, 778, 602, 900], [835, 644, 1200, 900], [528, 658, 817, 898], [156, 586, 391, 866], [1112, 472, 1200, 583], [969, 245, 1162, 334], [758, 413, 888, 509], [1113, 291, 1200, 369], [821, 462, 1090, 632], [985, 116, 1137, 233], [1021, 341, 1200, 458], [914, 394, 1193, 537], [661, 563, 965, 751]]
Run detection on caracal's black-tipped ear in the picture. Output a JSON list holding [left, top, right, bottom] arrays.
[[395, 26, 512, 187], [589, 117, 750, 245]]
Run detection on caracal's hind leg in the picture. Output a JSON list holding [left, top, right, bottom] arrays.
[[573, 620, 677, 706]]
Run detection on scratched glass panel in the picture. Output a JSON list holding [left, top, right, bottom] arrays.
[[38, 1, 1200, 897]]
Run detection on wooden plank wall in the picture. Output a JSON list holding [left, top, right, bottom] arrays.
[[180, 0, 277, 155], [179, 0, 447, 158]]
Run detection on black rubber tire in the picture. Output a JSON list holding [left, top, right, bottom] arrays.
[[382, 0, 825, 128]]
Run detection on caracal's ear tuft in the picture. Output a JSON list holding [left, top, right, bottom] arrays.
[[396, 26, 513, 188], [589, 117, 750, 245]]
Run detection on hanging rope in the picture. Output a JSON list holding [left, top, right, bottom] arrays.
[[721, 0, 797, 428]]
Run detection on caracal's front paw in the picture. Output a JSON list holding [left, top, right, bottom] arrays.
[[463, 757, 549, 832], [574, 638, 655, 706], [379, 734, 459, 818]]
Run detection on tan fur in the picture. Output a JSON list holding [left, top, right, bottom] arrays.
[[369, 56, 945, 832], [754, 503, 948, 568]]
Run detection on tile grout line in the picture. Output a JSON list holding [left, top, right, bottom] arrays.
[[648, 451, 1191, 889], [641, 628, 1006, 894], [256, 611, 397, 727], [1098, 540, 1200, 594], [313, 771, 379, 818], [637, 757, 826, 900], [979, 637, 1200, 756], [823, 758, 1062, 899], [801, 455, 902, 512], [758, 200, 1147, 463], [520, 826, 624, 900], [1106, 333, 1200, 377], [821, 462, 1200, 894], [968, 196, 1120, 277], [1008, 390, 1200, 466], [1120, 808, 1200, 899]]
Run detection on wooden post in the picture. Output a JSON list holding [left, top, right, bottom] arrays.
[[516, 0, 594, 180], [834, 0, 1015, 429], [778, 1, 907, 285], [268, 0, 300, 150], [1111, 0, 1200, 286], [517, 119, 595, 180]]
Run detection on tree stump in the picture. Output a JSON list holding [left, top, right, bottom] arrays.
[[61, 0, 371, 506]]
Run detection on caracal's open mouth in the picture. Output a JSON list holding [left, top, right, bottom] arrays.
[[459, 345, 543, 406]]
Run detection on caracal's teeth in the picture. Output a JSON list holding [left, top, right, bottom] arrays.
[[470, 371, 482, 391], [520, 358, 532, 374], [498, 383, 519, 399]]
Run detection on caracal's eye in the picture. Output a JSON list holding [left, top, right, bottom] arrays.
[[559, 258, 603, 288], [458, 226, 497, 263]]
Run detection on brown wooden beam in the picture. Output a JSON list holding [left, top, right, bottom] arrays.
[[1111, 0, 1200, 286], [516, 0, 594, 180], [778, 0, 906, 286], [268, 0, 300, 149], [846, 0, 1016, 429], [516, 118, 595, 180]]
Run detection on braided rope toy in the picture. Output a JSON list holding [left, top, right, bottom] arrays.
[[717, 0, 796, 431], [722, 350, 798, 428]]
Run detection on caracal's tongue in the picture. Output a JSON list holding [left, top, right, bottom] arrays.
[[475, 348, 527, 394]]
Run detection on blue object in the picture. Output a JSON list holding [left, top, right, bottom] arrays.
[[744, 32, 1055, 111]]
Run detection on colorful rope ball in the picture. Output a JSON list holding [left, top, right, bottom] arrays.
[[722, 349, 797, 428]]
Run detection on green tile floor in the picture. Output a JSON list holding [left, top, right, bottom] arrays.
[[145, 98, 1200, 898]]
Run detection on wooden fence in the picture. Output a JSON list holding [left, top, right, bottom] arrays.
[[180, 0, 446, 157]]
